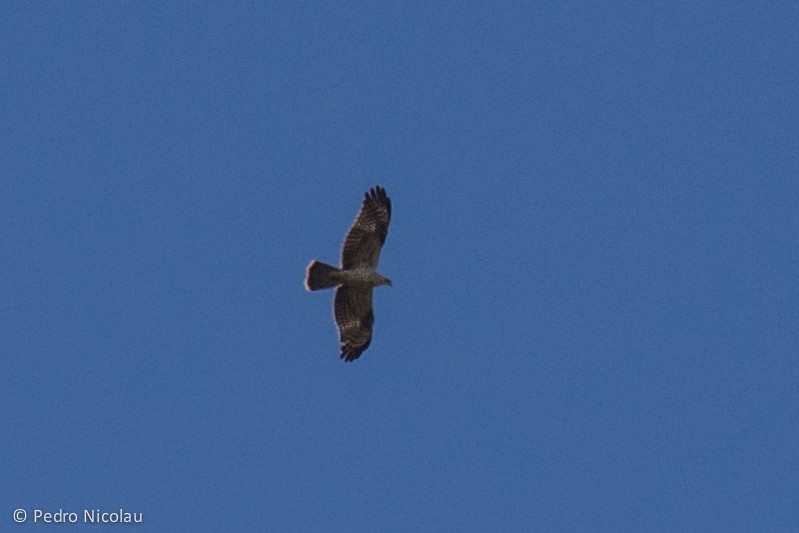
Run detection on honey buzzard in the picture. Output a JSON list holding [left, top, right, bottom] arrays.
[[305, 186, 392, 362]]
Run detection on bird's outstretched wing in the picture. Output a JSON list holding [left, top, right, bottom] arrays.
[[334, 286, 374, 362], [341, 186, 391, 269]]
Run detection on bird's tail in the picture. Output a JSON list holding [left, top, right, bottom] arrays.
[[305, 260, 341, 291]]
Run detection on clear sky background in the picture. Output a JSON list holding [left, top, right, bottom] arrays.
[[2, 2, 797, 531]]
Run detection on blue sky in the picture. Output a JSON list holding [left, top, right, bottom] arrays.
[[2, 2, 797, 531]]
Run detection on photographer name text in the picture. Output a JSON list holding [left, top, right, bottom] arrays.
[[14, 508, 142, 524]]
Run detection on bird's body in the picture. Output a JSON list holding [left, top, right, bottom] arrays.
[[306, 263, 389, 290], [305, 186, 392, 362]]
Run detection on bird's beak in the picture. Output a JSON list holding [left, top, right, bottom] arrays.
[[387, 279, 393, 287]]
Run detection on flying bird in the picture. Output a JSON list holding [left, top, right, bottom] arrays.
[[305, 186, 392, 362]]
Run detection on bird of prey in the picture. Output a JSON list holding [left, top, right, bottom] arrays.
[[305, 186, 392, 362]]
